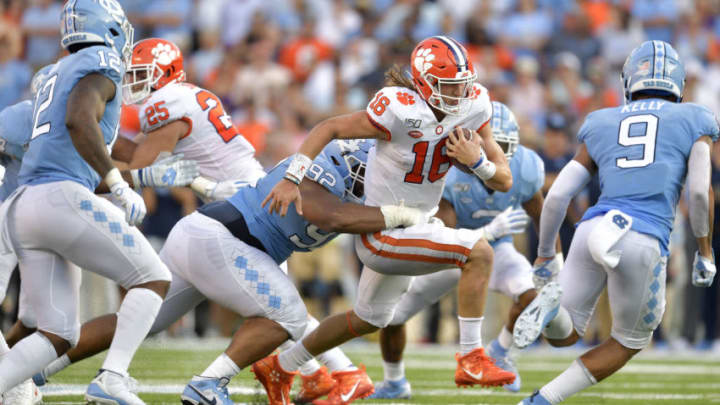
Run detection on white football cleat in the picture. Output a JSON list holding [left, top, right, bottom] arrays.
[[513, 282, 562, 349], [2, 379, 42, 405], [86, 369, 145, 405]]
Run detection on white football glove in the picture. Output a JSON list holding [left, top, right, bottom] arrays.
[[533, 253, 564, 288], [381, 205, 427, 229], [191, 176, 249, 201], [130, 153, 198, 189], [692, 251, 716, 287], [482, 207, 529, 242], [106, 168, 146, 226], [0, 164, 5, 187]]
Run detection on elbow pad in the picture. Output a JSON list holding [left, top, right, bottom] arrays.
[[537, 160, 591, 257], [687, 141, 712, 238]]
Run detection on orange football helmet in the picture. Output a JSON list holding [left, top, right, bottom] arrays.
[[122, 38, 186, 104], [410, 36, 477, 115]]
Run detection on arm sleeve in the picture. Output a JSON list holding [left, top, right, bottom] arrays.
[[687, 141, 712, 238], [537, 160, 592, 257]]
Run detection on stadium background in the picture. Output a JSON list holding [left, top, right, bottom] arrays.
[[0, 0, 720, 403]]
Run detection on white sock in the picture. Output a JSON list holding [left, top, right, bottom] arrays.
[[299, 358, 322, 376], [539, 359, 597, 404], [542, 307, 573, 340], [383, 360, 405, 381], [316, 347, 355, 372], [279, 340, 295, 352], [0, 333, 57, 393], [0, 333, 10, 356], [102, 288, 163, 374], [44, 354, 71, 378], [458, 316, 483, 355], [278, 342, 314, 373], [201, 353, 241, 379], [498, 326, 513, 350]]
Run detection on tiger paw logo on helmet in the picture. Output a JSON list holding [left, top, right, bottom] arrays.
[[151, 43, 179, 66], [413, 48, 435, 75]]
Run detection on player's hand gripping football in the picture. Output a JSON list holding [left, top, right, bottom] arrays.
[[263, 178, 302, 217], [446, 127, 484, 167], [692, 251, 716, 287]]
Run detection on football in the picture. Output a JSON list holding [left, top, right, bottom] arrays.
[[448, 127, 483, 173]]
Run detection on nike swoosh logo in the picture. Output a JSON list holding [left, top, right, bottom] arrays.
[[189, 385, 217, 405], [462, 367, 483, 381], [340, 381, 361, 402]]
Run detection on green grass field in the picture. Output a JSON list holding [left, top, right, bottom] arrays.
[[40, 338, 720, 404]]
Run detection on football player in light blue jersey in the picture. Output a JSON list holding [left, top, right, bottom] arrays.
[[369, 102, 561, 398], [0, 100, 32, 201], [0, 1, 176, 404], [33, 140, 430, 405], [519, 41, 719, 405]]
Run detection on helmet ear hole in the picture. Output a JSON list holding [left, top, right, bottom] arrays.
[[109, 28, 119, 36]]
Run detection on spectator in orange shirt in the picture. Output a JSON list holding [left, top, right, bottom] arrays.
[[279, 16, 333, 83]]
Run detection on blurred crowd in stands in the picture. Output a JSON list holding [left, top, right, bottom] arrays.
[[0, 0, 719, 352]]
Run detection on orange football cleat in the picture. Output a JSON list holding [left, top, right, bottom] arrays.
[[311, 365, 373, 405], [454, 348, 516, 388], [295, 367, 337, 403], [251, 354, 298, 405]]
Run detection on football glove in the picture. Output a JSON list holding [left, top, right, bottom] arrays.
[[533, 253, 564, 288], [130, 153, 198, 189], [482, 207, 529, 242], [106, 168, 146, 226], [191, 176, 249, 201], [692, 251, 716, 287]]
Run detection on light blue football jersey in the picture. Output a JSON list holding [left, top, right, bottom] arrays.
[[579, 100, 720, 255], [0, 100, 32, 161], [442, 145, 544, 246], [0, 100, 33, 200], [19, 45, 124, 191], [228, 155, 347, 264]]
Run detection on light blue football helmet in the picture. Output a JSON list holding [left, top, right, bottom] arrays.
[[30, 64, 56, 96], [322, 139, 375, 203], [622, 40, 685, 103], [490, 101, 520, 158], [60, 0, 134, 66]]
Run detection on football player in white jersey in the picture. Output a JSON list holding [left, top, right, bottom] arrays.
[[255, 35, 516, 405], [122, 38, 265, 201], [369, 102, 563, 398]]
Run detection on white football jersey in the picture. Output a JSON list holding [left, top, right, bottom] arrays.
[[363, 84, 492, 213], [139, 82, 265, 184]]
